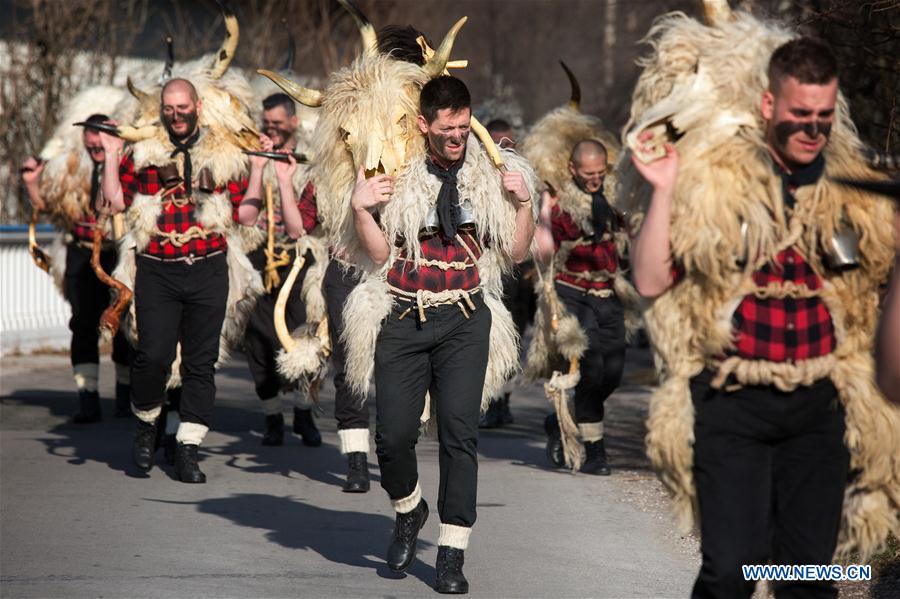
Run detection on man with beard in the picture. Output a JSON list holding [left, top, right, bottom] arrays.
[[632, 38, 866, 597], [350, 75, 535, 592], [99, 78, 248, 484], [21, 113, 132, 422], [533, 139, 626, 475], [237, 93, 322, 449]]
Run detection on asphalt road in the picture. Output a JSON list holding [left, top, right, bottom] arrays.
[[0, 349, 700, 598]]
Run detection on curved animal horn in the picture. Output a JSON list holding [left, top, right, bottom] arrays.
[[209, 0, 239, 79], [281, 18, 295, 71], [159, 34, 174, 84], [274, 248, 307, 353], [702, 0, 733, 25], [336, 0, 378, 57], [470, 116, 505, 171], [423, 16, 468, 78], [126, 76, 153, 105], [117, 125, 160, 142], [559, 60, 581, 110], [258, 69, 323, 107], [91, 212, 133, 339]]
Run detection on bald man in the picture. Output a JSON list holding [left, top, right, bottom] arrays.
[[100, 77, 249, 483], [534, 139, 627, 475]]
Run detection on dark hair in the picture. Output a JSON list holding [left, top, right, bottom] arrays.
[[419, 76, 471, 123], [486, 118, 512, 133], [85, 113, 110, 124], [768, 37, 838, 92], [262, 92, 296, 117], [378, 25, 430, 66]]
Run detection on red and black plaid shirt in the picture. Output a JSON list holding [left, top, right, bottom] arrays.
[[550, 205, 619, 291], [387, 229, 482, 293], [255, 181, 319, 239], [671, 247, 835, 362], [731, 247, 835, 361], [120, 154, 247, 258]]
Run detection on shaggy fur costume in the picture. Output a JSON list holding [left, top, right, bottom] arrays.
[[299, 47, 538, 412], [616, 9, 899, 560], [37, 85, 138, 236], [521, 106, 640, 382], [111, 132, 262, 388], [339, 140, 537, 411]]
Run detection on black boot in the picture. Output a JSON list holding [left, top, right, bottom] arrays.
[[162, 434, 177, 466], [73, 390, 101, 423], [478, 399, 503, 429], [343, 452, 370, 493], [386, 499, 428, 572], [581, 438, 611, 476], [262, 413, 284, 446], [435, 546, 469, 594], [293, 407, 321, 447], [132, 418, 158, 472], [544, 413, 565, 468], [499, 392, 514, 425], [174, 443, 206, 484], [114, 383, 131, 418]]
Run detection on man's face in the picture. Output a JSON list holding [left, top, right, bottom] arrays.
[[762, 76, 837, 169], [82, 131, 104, 163], [418, 107, 471, 164], [569, 152, 608, 194], [262, 105, 298, 150], [161, 88, 200, 140]]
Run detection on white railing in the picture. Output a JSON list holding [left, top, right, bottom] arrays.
[[0, 229, 71, 355]]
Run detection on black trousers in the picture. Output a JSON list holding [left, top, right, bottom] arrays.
[[690, 370, 849, 599], [131, 253, 228, 426], [64, 242, 130, 367], [322, 260, 369, 430], [501, 260, 537, 338], [373, 293, 491, 527], [556, 283, 626, 423], [244, 247, 310, 400]]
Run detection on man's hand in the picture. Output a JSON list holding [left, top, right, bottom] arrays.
[[274, 151, 297, 183], [632, 131, 678, 192], [98, 120, 124, 157], [502, 170, 531, 204], [350, 166, 393, 213], [250, 134, 274, 170], [21, 157, 44, 186]]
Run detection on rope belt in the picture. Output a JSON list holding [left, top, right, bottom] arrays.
[[403, 256, 475, 271], [389, 285, 481, 322], [554, 278, 614, 297], [153, 225, 209, 247], [558, 267, 614, 283], [139, 249, 224, 265]]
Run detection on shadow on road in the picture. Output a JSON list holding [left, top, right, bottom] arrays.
[[152, 493, 437, 587]]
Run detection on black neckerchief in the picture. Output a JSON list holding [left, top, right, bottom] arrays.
[[425, 154, 464, 238], [590, 189, 614, 242], [89, 160, 103, 213], [169, 128, 201, 197], [774, 153, 826, 213]]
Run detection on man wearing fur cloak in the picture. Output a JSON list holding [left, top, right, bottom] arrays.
[[627, 18, 899, 597], [22, 109, 132, 423], [237, 92, 324, 449], [263, 7, 537, 587], [99, 77, 255, 484], [532, 139, 628, 475], [349, 74, 536, 594]]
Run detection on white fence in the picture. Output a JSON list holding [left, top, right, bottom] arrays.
[[0, 229, 71, 355]]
